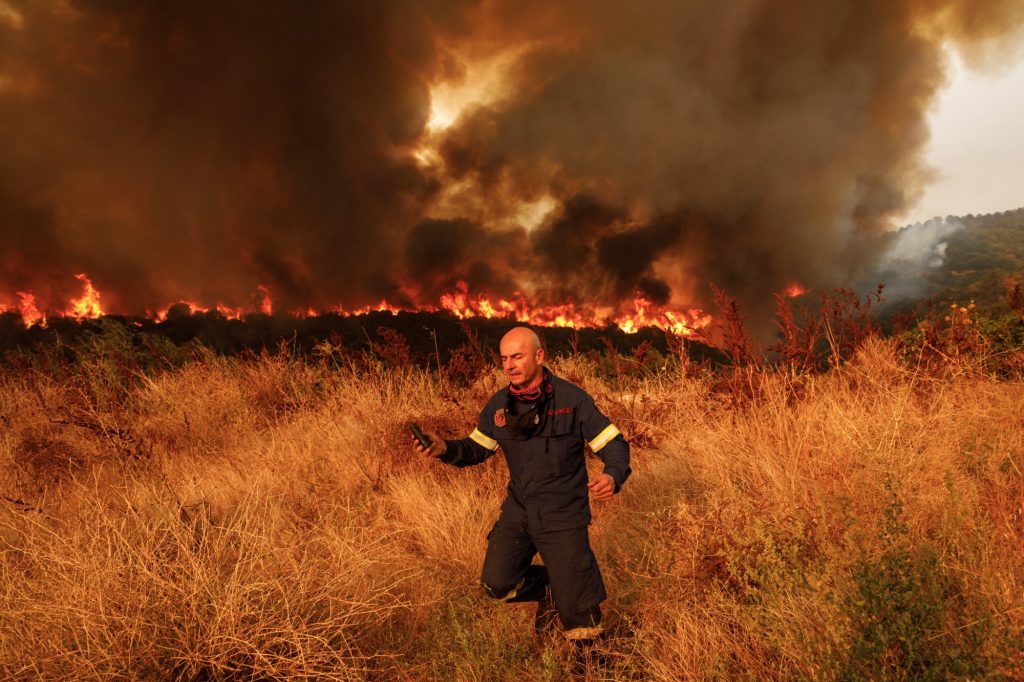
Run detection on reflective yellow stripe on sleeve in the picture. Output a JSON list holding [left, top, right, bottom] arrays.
[[588, 424, 620, 452], [470, 428, 499, 451]]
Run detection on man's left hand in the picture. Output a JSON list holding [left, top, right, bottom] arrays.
[[587, 473, 616, 501]]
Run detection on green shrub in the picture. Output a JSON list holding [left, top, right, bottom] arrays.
[[840, 489, 990, 680]]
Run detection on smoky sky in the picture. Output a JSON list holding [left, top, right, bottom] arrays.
[[2, 0, 1023, 318]]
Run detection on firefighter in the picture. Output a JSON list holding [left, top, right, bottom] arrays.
[[412, 326, 631, 651]]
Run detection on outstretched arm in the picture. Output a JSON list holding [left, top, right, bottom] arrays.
[[439, 426, 499, 467], [412, 409, 500, 468]]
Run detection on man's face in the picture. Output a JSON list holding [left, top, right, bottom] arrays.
[[500, 335, 544, 387]]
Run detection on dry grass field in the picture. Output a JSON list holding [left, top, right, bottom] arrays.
[[1, 323, 1023, 680]]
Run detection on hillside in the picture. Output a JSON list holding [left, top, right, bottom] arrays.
[[876, 207, 1024, 309]]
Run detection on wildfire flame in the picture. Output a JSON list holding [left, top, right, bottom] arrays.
[[435, 281, 712, 335], [2, 273, 713, 336], [150, 301, 248, 322], [68, 274, 104, 319], [14, 292, 45, 327], [257, 284, 273, 315]]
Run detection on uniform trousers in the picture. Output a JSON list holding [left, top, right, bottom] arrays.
[[480, 520, 605, 631]]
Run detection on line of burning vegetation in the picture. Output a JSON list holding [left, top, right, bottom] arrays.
[[4, 275, 1023, 385], [0, 274, 714, 338], [0, 305, 726, 373]]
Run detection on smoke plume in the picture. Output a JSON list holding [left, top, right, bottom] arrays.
[[1, 0, 1023, 321]]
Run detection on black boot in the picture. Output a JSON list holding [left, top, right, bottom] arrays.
[[569, 636, 609, 675], [533, 585, 558, 635]]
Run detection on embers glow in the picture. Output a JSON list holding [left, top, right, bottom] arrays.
[[2, 274, 712, 336], [783, 283, 807, 298]]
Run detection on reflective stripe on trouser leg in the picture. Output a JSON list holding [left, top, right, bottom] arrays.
[[565, 625, 604, 640]]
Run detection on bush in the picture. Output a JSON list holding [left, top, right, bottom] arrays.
[[841, 488, 990, 680]]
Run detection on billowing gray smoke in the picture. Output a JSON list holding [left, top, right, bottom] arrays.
[[1, 0, 1022, 320]]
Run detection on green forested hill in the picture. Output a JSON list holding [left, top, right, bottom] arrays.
[[876, 206, 1024, 309], [938, 208, 1024, 304]]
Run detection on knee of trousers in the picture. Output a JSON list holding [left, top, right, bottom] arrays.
[[480, 577, 517, 601], [479, 562, 516, 600]]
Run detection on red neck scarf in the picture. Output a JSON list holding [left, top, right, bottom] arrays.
[[509, 370, 550, 403]]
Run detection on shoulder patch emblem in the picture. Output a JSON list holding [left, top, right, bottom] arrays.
[[494, 408, 506, 427]]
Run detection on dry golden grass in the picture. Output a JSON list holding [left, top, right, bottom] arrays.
[[1, 334, 1022, 680]]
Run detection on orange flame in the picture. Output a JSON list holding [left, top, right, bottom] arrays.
[[215, 304, 245, 320], [440, 281, 585, 327], [616, 295, 713, 336], [2, 292, 48, 328], [436, 280, 711, 336], [152, 300, 251, 322], [152, 301, 210, 322], [17, 292, 45, 327], [343, 299, 408, 316], [2, 274, 714, 336], [257, 284, 273, 315], [67, 274, 104, 319]]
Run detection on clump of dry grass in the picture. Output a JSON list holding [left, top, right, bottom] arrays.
[[1, 329, 1022, 680], [2, 480, 418, 680]]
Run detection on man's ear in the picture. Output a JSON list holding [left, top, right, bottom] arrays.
[[536, 347, 545, 364]]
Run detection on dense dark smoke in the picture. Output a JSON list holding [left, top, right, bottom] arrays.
[[1, 0, 1023, 321], [0, 0, 469, 310]]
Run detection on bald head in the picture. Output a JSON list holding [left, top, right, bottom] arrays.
[[499, 326, 545, 388], [501, 326, 542, 352]]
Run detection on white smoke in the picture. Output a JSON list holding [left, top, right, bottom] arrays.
[[880, 217, 964, 269], [871, 216, 965, 300]]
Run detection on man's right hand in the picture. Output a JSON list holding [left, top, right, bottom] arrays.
[[412, 431, 446, 459]]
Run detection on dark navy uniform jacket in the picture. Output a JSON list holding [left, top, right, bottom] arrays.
[[441, 370, 631, 533]]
